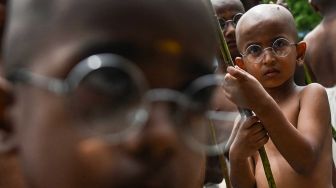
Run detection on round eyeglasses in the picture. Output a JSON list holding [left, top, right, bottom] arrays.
[[218, 13, 243, 31], [241, 38, 297, 64], [8, 53, 238, 156]]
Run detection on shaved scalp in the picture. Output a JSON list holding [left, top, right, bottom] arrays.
[[4, 0, 217, 73], [235, 4, 297, 48], [211, 0, 245, 12]]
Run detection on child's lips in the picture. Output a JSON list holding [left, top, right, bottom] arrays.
[[227, 40, 237, 48], [263, 68, 280, 77]]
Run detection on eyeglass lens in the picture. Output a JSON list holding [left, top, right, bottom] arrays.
[[243, 38, 293, 63], [219, 13, 243, 30], [63, 54, 236, 155]]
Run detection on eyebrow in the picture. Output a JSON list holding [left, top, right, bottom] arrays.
[[77, 41, 147, 60], [272, 35, 288, 41], [75, 39, 213, 79], [244, 35, 289, 49], [243, 41, 260, 50]]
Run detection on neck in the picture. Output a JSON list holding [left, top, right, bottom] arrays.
[[320, 4, 336, 17], [265, 79, 296, 103], [322, 12, 336, 23]]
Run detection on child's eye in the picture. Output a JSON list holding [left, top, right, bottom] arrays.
[[246, 45, 262, 57], [273, 38, 290, 49], [232, 13, 243, 26]]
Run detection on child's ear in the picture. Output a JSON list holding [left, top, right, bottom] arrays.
[[235, 57, 246, 70], [296, 41, 306, 66], [0, 78, 17, 154]]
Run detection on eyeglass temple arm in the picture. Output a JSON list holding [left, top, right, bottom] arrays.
[[9, 70, 69, 94]]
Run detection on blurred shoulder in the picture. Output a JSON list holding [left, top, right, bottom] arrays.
[[304, 23, 324, 43]]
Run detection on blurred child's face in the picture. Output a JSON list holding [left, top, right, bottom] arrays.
[[9, 2, 216, 188], [236, 16, 303, 89], [215, 0, 244, 59]]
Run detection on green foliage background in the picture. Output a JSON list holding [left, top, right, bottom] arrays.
[[262, 0, 322, 38]]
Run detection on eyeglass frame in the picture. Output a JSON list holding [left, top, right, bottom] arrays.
[[218, 13, 243, 31], [240, 37, 297, 64], [7, 53, 234, 156]]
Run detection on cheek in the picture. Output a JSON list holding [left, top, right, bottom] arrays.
[[173, 151, 206, 187], [16, 94, 111, 187], [78, 138, 133, 183], [281, 57, 297, 76], [244, 63, 262, 79]]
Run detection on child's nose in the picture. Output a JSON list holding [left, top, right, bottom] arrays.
[[224, 22, 235, 37], [123, 102, 179, 163], [261, 48, 276, 65]]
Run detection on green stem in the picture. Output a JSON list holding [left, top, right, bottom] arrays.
[[204, 0, 277, 187], [241, 110, 277, 188], [205, 0, 235, 67], [332, 127, 336, 142], [259, 147, 277, 188], [303, 64, 313, 84], [209, 120, 233, 188]]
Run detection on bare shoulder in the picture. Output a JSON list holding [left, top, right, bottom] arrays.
[[298, 83, 330, 121], [300, 83, 327, 99], [304, 23, 324, 43]]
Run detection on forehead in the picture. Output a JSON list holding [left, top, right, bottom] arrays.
[[214, 0, 244, 18], [9, 0, 216, 89], [236, 6, 297, 48]]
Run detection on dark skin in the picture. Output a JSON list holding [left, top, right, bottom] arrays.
[[213, 0, 245, 62], [0, 0, 26, 187], [237, 0, 305, 86], [3, 0, 217, 188], [304, 0, 336, 87], [227, 4, 332, 188], [240, 0, 260, 10], [0, 80, 26, 188], [304, 0, 336, 186], [204, 0, 244, 185]]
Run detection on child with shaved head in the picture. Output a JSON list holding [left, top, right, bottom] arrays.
[[2, 0, 220, 188], [225, 4, 332, 188], [204, 0, 245, 186], [212, 0, 245, 64]]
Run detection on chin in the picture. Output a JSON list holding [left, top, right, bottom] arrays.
[[263, 79, 289, 89]]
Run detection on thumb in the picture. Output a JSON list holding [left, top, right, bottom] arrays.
[[226, 66, 248, 81]]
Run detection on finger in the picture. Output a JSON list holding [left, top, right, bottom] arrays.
[[250, 123, 266, 135], [256, 135, 269, 147], [242, 116, 260, 129], [226, 66, 248, 81], [223, 72, 238, 86], [252, 128, 268, 141]]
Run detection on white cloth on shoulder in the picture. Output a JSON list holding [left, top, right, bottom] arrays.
[[326, 85, 336, 128], [326, 85, 336, 164]]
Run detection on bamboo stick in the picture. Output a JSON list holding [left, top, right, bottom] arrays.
[[209, 120, 232, 188]]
